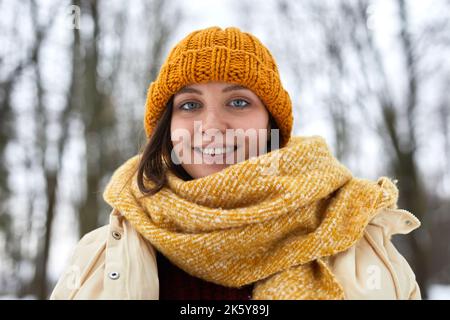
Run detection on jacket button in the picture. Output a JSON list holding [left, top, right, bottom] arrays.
[[109, 271, 120, 280], [112, 231, 121, 240]]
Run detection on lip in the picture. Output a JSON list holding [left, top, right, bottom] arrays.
[[192, 145, 238, 159], [192, 145, 238, 153], [193, 144, 237, 149]]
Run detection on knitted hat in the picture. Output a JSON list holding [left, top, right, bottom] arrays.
[[143, 26, 293, 147]]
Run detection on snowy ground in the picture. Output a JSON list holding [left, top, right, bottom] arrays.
[[428, 284, 450, 300]]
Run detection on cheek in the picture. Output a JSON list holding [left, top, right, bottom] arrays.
[[171, 114, 195, 131], [229, 110, 269, 155], [170, 116, 194, 150], [232, 109, 269, 130]]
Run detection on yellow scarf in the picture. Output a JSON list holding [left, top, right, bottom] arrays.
[[103, 135, 399, 299]]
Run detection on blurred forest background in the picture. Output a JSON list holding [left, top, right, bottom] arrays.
[[0, 0, 449, 299]]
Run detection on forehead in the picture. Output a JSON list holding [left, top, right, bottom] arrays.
[[175, 83, 250, 95]]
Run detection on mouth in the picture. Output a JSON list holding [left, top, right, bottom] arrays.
[[193, 145, 238, 157]]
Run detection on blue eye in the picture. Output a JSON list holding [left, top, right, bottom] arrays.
[[178, 99, 250, 111], [229, 99, 250, 108], [179, 102, 200, 111]]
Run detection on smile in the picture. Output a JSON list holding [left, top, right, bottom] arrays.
[[193, 145, 237, 156]]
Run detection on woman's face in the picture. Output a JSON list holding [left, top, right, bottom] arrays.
[[171, 81, 270, 179]]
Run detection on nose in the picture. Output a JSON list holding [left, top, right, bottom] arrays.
[[199, 106, 228, 138]]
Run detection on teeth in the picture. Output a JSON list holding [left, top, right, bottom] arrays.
[[195, 146, 235, 155]]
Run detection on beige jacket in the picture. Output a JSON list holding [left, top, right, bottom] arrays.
[[49, 207, 422, 300]]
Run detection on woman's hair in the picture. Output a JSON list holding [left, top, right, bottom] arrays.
[[137, 95, 280, 196]]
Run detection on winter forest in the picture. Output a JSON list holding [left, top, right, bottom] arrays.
[[0, 0, 449, 299]]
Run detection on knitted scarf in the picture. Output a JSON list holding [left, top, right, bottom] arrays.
[[102, 135, 399, 300]]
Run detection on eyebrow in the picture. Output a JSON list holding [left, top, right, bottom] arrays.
[[175, 84, 248, 96]]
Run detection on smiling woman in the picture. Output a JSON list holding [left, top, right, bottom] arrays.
[[50, 26, 422, 301], [134, 81, 280, 195], [170, 81, 273, 179]]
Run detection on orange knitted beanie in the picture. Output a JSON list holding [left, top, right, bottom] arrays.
[[143, 26, 294, 148]]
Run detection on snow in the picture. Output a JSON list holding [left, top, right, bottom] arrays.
[[428, 284, 450, 300]]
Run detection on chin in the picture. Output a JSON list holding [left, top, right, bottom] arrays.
[[188, 163, 231, 179]]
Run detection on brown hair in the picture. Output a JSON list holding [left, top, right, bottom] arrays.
[[137, 96, 280, 196]]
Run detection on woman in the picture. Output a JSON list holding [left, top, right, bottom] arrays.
[[50, 26, 421, 300]]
